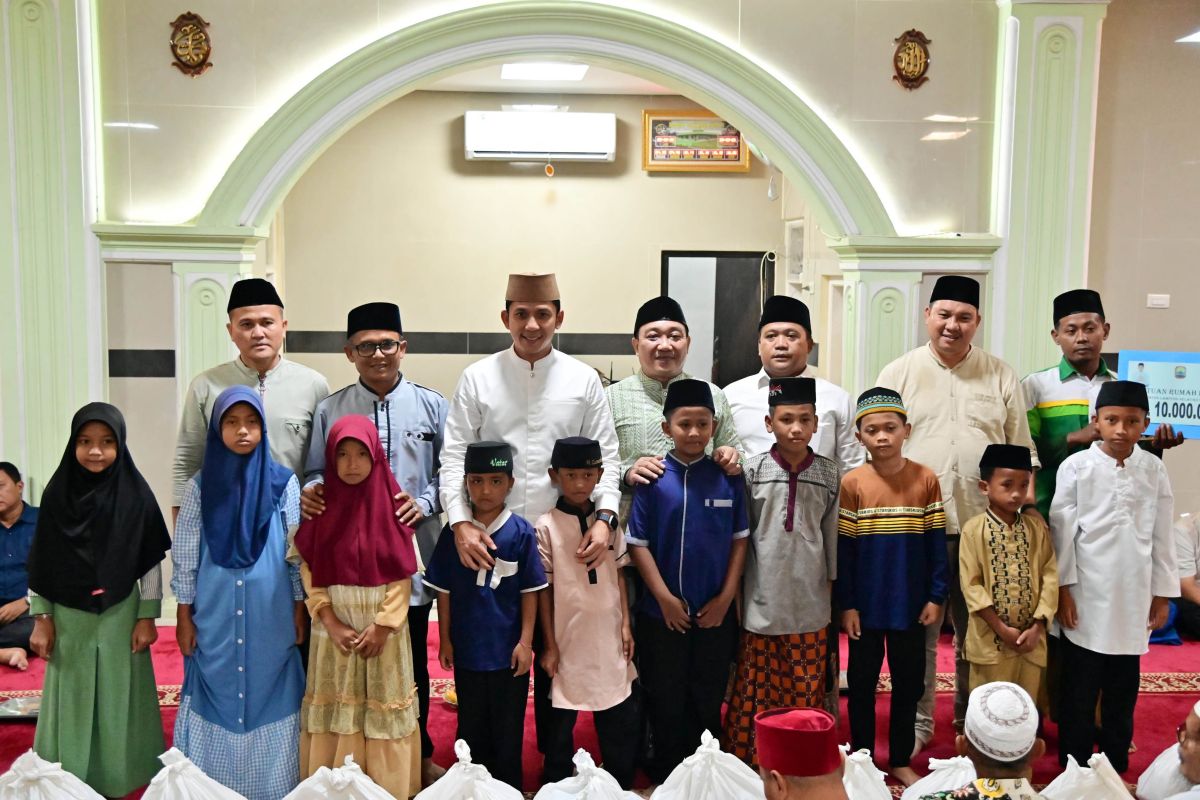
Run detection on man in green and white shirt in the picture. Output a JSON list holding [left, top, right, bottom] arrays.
[[605, 296, 743, 520], [1022, 289, 1182, 518]]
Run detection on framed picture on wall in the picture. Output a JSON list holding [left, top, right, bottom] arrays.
[[642, 109, 750, 172]]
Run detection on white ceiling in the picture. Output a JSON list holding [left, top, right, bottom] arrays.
[[423, 63, 673, 95]]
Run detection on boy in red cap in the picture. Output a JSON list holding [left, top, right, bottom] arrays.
[[755, 707, 848, 799]]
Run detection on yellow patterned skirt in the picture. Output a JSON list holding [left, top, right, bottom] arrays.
[[300, 582, 420, 799]]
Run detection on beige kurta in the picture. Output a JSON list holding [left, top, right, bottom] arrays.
[[959, 510, 1058, 667], [299, 563, 420, 800], [535, 506, 635, 711], [877, 344, 1038, 534]]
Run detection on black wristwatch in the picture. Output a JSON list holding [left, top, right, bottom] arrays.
[[596, 510, 619, 530]]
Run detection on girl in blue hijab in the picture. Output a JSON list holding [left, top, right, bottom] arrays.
[[170, 385, 306, 800]]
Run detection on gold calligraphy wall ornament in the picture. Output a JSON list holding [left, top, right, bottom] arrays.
[[893, 29, 931, 91], [169, 12, 213, 77]]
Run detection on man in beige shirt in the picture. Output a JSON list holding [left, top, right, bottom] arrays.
[[172, 278, 330, 515], [876, 275, 1038, 753]]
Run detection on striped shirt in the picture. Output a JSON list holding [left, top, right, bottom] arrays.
[[1021, 357, 1114, 517], [835, 460, 948, 630]]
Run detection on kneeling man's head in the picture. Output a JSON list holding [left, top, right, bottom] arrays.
[[756, 707, 847, 800]]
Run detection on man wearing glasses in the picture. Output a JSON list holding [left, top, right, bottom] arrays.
[[1137, 702, 1200, 800], [300, 301, 448, 787]]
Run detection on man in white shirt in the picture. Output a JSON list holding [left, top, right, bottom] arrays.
[[1176, 516, 1200, 640], [724, 295, 862, 471], [440, 273, 623, 758], [876, 275, 1038, 752], [172, 278, 329, 518], [1136, 700, 1200, 800], [1051, 380, 1177, 773]]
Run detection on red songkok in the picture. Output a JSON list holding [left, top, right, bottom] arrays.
[[755, 707, 840, 778]]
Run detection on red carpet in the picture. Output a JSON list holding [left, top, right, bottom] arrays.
[[0, 626, 1195, 796]]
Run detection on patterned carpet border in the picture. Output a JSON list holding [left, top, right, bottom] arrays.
[[876, 672, 1200, 693]]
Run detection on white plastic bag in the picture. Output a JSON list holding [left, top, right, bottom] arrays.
[[414, 740, 523, 800], [839, 745, 891, 800], [142, 749, 246, 800], [1042, 753, 1133, 800], [650, 730, 764, 800], [1138, 744, 1195, 800], [900, 756, 977, 800], [532, 749, 640, 800], [0, 750, 104, 800], [283, 755, 394, 800]]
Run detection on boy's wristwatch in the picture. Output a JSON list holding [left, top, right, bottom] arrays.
[[596, 510, 618, 530]]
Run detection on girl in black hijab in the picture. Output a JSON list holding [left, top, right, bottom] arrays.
[[27, 403, 171, 797]]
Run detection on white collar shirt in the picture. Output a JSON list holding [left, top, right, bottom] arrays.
[[724, 366, 864, 471], [1050, 442, 1178, 655], [440, 347, 622, 526]]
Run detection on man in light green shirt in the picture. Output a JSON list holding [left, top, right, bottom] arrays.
[[171, 278, 329, 513], [605, 296, 743, 519]]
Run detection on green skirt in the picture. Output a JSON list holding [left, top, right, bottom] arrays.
[[34, 590, 164, 797]]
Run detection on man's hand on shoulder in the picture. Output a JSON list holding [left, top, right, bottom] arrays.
[[453, 521, 496, 570]]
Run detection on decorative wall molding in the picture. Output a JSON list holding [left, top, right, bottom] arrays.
[[0, 0, 92, 500], [171, 263, 248, 404], [195, 1, 896, 239]]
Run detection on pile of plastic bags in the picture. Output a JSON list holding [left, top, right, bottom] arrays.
[[840, 746, 891, 800], [0, 751, 103, 800], [649, 730, 764, 800], [143, 749, 246, 800], [1042, 753, 1133, 800], [414, 740, 523, 800], [532, 750, 639, 800], [900, 756, 977, 800], [283, 756, 394, 800]]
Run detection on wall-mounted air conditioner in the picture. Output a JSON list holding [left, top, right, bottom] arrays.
[[464, 110, 617, 162]]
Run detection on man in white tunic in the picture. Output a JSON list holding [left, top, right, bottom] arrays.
[[725, 295, 862, 470], [172, 278, 329, 517], [1050, 379, 1177, 773], [876, 275, 1038, 751], [1136, 700, 1200, 800], [440, 273, 623, 756]]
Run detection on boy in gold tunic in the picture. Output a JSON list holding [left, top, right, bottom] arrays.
[[959, 444, 1058, 702]]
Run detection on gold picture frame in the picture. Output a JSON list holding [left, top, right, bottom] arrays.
[[642, 109, 750, 173]]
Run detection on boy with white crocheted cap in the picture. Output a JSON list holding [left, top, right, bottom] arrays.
[[918, 682, 1046, 799]]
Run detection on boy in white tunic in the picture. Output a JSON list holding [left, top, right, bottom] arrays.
[[1050, 379, 1178, 772], [536, 437, 637, 788]]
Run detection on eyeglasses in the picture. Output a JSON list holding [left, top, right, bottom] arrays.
[[353, 340, 401, 357]]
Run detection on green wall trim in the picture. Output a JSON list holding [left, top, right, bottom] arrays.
[[0, 0, 92, 500], [827, 235, 1003, 261], [194, 1, 894, 238], [995, 1, 1107, 376], [173, 263, 247, 394], [93, 223, 265, 256]]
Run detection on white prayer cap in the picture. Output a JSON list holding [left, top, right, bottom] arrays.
[[964, 682, 1039, 762]]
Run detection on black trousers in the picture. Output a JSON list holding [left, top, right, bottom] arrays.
[[408, 602, 434, 759], [847, 625, 926, 768], [543, 693, 639, 788], [1057, 634, 1140, 772], [532, 625, 552, 754], [636, 609, 738, 783], [1177, 597, 1200, 640], [0, 602, 33, 652], [454, 667, 530, 790]]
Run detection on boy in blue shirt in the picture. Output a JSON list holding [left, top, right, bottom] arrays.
[[424, 441, 548, 789], [626, 378, 750, 782]]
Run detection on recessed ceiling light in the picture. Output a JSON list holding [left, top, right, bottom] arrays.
[[921, 129, 971, 141], [1177, 29, 1200, 43], [500, 62, 589, 81], [104, 122, 159, 130], [924, 114, 980, 123], [502, 104, 568, 112]]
